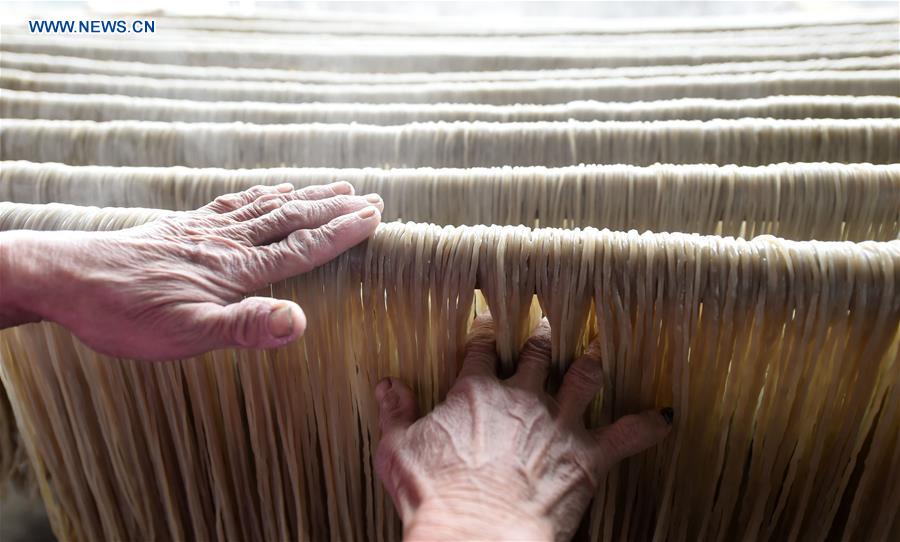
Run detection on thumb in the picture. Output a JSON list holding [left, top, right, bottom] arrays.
[[593, 408, 674, 471], [198, 297, 307, 350], [375, 377, 419, 440]]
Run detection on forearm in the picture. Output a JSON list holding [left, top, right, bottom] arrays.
[[0, 230, 69, 328]]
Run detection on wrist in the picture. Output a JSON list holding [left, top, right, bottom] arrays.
[[0, 230, 69, 327], [404, 493, 553, 541]]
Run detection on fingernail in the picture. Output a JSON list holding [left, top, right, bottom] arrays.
[[660, 407, 674, 425], [275, 183, 294, 193], [358, 206, 378, 219], [364, 193, 382, 205], [268, 305, 294, 338]]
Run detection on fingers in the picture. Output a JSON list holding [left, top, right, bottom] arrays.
[[376, 377, 419, 439], [199, 183, 296, 214], [592, 409, 673, 471], [195, 297, 307, 350], [257, 205, 382, 282], [556, 343, 605, 423], [237, 194, 384, 246], [457, 314, 498, 380], [507, 319, 551, 392], [226, 182, 358, 222]]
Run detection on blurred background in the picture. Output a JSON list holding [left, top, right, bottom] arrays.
[[2, 1, 898, 20]]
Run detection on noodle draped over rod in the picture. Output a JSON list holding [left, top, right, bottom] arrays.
[[0, 203, 898, 541], [2, 52, 897, 84], [1, 6, 898, 540], [3, 68, 897, 104], [2, 119, 898, 168], [2, 161, 897, 241], [118, 10, 897, 36], [5, 92, 900, 124], [2, 33, 896, 71]]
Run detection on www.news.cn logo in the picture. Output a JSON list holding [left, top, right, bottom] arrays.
[[28, 19, 155, 33]]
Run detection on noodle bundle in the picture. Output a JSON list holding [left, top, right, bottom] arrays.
[[0, 204, 897, 541], [1, 5, 897, 540], [3, 52, 896, 84], [2, 33, 895, 71], [2, 161, 897, 241], [132, 10, 896, 36], [5, 92, 899, 124], [4, 68, 897, 104], [2, 119, 897, 168]]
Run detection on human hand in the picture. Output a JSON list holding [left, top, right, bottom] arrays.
[[374, 316, 673, 541], [0, 182, 382, 360]]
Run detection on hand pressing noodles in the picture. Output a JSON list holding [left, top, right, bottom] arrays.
[[0, 182, 383, 360], [375, 315, 673, 541]]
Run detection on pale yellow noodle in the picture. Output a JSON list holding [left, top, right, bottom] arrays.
[[2, 162, 896, 241], [4, 68, 898, 104], [6, 92, 900, 124], [2, 119, 898, 168], [2, 52, 897, 84], [0, 204, 896, 541]]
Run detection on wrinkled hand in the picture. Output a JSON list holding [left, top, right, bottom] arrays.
[[375, 316, 673, 541], [2, 182, 382, 360]]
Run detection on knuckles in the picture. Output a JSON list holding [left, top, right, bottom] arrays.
[[565, 358, 605, 392], [284, 229, 313, 253], [448, 373, 496, 399], [234, 185, 272, 206], [210, 185, 273, 213], [229, 306, 264, 348], [280, 195, 355, 223], [213, 194, 243, 211], [281, 199, 308, 218], [521, 333, 552, 360], [278, 228, 326, 270], [379, 393, 415, 424], [307, 195, 357, 222], [596, 414, 643, 460], [464, 338, 497, 357]]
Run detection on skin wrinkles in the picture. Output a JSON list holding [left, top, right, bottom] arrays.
[[0, 181, 383, 360], [375, 314, 674, 541], [1, 183, 673, 540]]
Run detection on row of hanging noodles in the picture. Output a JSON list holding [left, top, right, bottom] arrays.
[[3, 21, 897, 49], [3, 52, 896, 84], [3, 68, 897, 105], [5, 92, 900, 125], [9, 17, 897, 42], [138, 9, 896, 36], [1, 161, 897, 241], [134, 24, 900, 46], [5, 12, 894, 43], [7, 26, 895, 56], [2, 118, 897, 168], [1, 8, 896, 540], [0, 202, 165, 232], [2, 34, 896, 71], [0, 205, 897, 542]]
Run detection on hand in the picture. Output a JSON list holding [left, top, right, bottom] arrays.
[[0, 182, 383, 360], [374, 316, 673, 541]]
